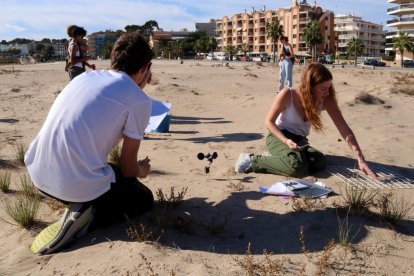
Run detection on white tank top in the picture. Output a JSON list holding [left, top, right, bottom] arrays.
[[276, 88, 311, 137]]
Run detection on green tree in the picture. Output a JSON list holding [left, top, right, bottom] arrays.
[[102, 41, 114, 59], [174, 39, 185, 59], [224, 44, 238, 61], [124, 25, 140, 32], [347, 37, 365, 67], [241, 43, 251, 57], [266, 18, 284, 62], [158, 36, 173, 58], [207, 36, 217, 59], [139, 20, 159, 36], [393, 31, 414, 67], [301, 21, 323, 61]]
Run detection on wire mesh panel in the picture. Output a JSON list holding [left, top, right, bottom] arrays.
[[326, 165, 414, 189]]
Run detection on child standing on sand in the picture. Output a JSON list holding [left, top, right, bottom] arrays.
[[66, 25, 95, 80]]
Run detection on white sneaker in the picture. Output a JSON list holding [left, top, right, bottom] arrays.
[[235, 153, 253, 173]]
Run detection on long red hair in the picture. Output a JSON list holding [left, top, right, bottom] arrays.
[[299, 63, 337, 132]]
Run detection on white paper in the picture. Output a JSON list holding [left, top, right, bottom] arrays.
[[145, 97, 172, 133]]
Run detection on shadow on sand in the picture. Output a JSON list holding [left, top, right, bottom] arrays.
[[66, 156, 413, 255]]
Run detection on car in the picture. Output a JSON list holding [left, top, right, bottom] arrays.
[[316, 55, 333, 64], [403, 60, 414, 68], [364, 59, 385, 67]]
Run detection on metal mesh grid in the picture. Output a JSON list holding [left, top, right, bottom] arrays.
[[326, 165, 414, 189]]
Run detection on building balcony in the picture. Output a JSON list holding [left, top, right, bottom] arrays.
[[386, 29, 414, 38], [388, 0, 410, 4], [387, 16, 414, 27], [387, 4, 414, 16]]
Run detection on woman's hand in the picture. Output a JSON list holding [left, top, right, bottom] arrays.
[[286, 139, 299, 151], [137, 156, 151, 178], [358, 159, 378, 179]]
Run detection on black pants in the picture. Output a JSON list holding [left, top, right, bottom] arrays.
[[40, 164, 154, 229]]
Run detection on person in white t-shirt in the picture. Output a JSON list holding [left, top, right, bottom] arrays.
[[235, 63, 377, 179], [25, 33, 155, 255]]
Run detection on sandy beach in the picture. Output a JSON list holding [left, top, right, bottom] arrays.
[[0, 59, 414, 275]]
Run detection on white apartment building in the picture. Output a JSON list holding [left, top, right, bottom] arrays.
[[334, 14, 385, 57], [0, 44, 29, 56], [386, 0, 414, 60]]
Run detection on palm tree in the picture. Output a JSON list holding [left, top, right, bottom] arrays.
[[265, 18, 284, 62], [347, 37, 365, 67], [393, 31, 414, 67], [174, 40, 184, 59], [301, 21, 323, 61], [224, 44, 238, 61], [241, 43, 251, 57], [207, 36, 217, 59]]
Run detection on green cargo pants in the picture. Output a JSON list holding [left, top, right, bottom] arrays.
[[251, 131, 326, 177]]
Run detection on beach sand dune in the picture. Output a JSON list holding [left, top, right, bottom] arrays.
[[0, 60, 413, 275]]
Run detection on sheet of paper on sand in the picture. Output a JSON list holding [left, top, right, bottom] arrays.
[[260, 179, 333, 198], [145, 98, 172, 133]]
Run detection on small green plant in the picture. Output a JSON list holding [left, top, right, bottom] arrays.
[[3, 195, 40, 227], [15, 142, 27, 165], [377, 192, 413, 226], [0, 170, 12, 193], [337, 210, 360, 246], [156, 187, 188, 208], [340, 185, 377, 215], [18, 174, 37, 198]]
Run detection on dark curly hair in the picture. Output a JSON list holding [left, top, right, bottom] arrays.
[[111, 33, 154, 75], [73, 26, 87, 37]]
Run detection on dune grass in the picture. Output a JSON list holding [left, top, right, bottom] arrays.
[[3, 195, 40, 228], [0, 170, 12, 193]]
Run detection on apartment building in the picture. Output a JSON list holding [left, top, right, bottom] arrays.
[[87, 32, 117, 58], [335, 14, 385, 57], [195, 19, 217, 36], [386, 0, 414, 60], [149, 30, 191, 57], [215, 0, 335, 57]]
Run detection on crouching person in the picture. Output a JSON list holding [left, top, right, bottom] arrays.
[[25, 33, 155, 254]]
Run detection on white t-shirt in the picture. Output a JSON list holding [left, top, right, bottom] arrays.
[[68, 40, 83, 68], [25, 70, 152, 202]]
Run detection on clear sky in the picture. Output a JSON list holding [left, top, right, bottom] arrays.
[[0, 0, 392, 41]]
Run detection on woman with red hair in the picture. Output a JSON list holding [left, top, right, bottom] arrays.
[[236, 63, 377, 179]]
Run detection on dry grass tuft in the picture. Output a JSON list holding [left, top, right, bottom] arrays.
[[226, 169, 247, 191], [376, 192, 413, 226], [139, 253, 159, 276], [316, 239, 336, 276], [391, 73, 414, 96], [156, 186, 188, 208], [15, 142, 26, 166], [354, 92, 385, 105], [292, 196, 325, 212], [337, 210, 360, 246], [2, 195, 40, 228], [234, 242, 289, 275], [340, 186, 377, 215], [126, 222, 162, 242], [18, 174, 38, 198], [0, 170, 12, 193]]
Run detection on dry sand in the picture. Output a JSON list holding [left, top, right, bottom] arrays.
[[0, 59, 413, 275]]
